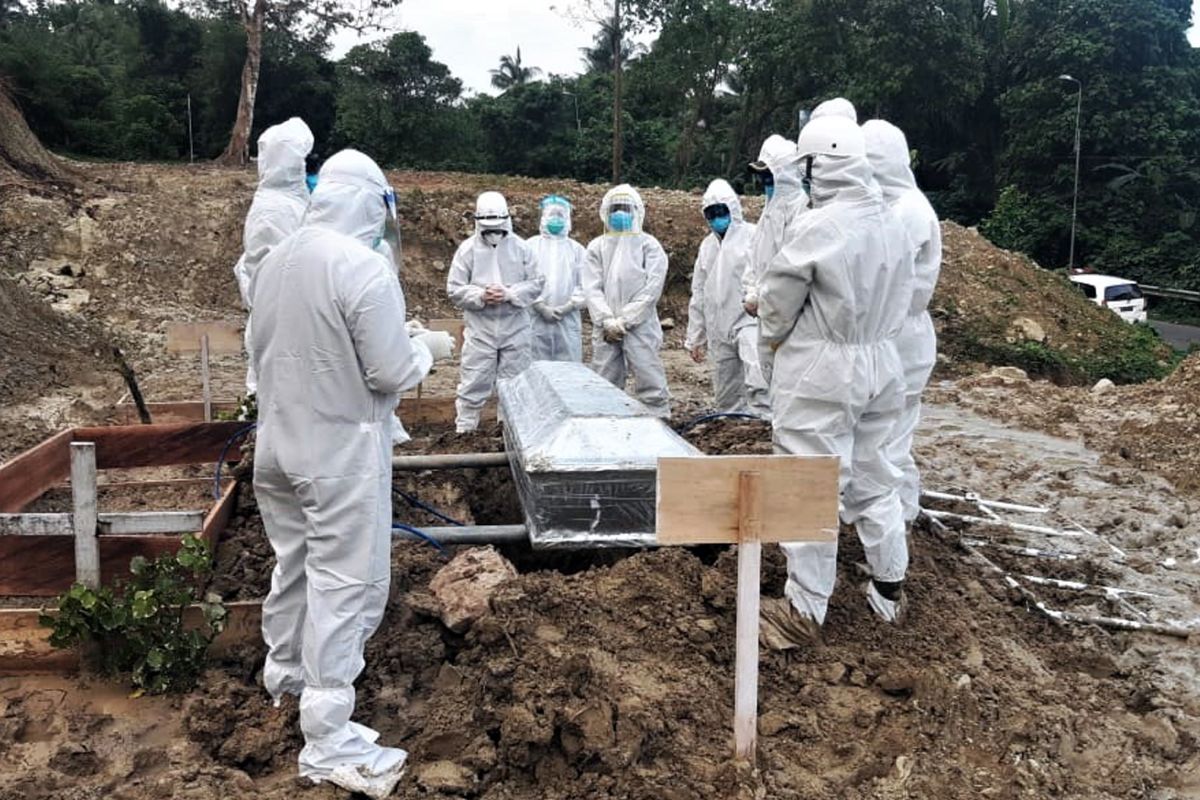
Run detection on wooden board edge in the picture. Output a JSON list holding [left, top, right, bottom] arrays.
[[0, 429, 75, 513]]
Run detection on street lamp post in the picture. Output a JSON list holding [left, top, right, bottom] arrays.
[[1059, 74, 1082, 270], [562, 90, 581, 135]]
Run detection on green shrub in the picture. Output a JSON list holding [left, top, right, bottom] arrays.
[[39, 535, 227, 694]]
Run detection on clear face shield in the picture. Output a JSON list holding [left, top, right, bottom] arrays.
[[540, 194, 571, 237], [380, 187, 403, 273], [606, 197, 637, 234]]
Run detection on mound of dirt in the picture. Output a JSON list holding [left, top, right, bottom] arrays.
[[933, 222, 1174, 383]]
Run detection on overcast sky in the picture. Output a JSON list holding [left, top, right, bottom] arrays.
[[331, 0, 603, 96], [333, 0, 1200, 96]]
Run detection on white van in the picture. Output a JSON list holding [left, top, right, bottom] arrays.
[[1069, 273, 1148, 324]]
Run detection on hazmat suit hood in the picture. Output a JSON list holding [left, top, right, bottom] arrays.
[[756, 134, 806, 206], [255, 117, 314, 199], [539, 195, 573, 237], [862, 119, 917, 204], [797, 117, 880, 209], [474, 191, 514, 235], [306, 150, 390, 249], [701, 179, 744, 223], [810, 97, 858, 123], [600, 184, 645, 234]]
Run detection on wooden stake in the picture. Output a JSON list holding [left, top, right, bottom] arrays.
[[200, 333, 212, 423], [733, 470, 763, 764], [69, 442, 99, 589]]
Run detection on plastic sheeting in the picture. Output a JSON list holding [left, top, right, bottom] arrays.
[[498, 361, 701, 548]]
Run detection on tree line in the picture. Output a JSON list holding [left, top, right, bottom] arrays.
[[2, 0, 1199, 291]]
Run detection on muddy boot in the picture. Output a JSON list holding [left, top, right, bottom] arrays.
[[760, 597, 823, 650], [865, 579, 907, 624]]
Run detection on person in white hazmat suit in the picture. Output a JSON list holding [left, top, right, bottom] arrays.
[[582, 185, 671, 417], [234, 117, 313, 395], [448, 192, 544, 432], [684, 179, 769, 416], [810, 96, 858, 123], [251, 149, 451, 798], [743, 134, 809, 317], [757, 115, 915, 641], [863, 119, 942, 524], [528, 195, 587, 361]]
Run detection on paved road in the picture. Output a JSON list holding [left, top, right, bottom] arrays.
[[1150, 320, 1200, 350]]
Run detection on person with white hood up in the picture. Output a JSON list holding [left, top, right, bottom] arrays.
[[251, 149, 450, 798], [234, 117, 313, 394], [810, 96, 858, 123], [448, 191, 544, 432], [684, 179, 768, 416], [743, 134, 810, 318], [863, 119, 942, 525], [756, 114, 915, 643], [528, 194, 587, 361], [582, 184, 671, 417]]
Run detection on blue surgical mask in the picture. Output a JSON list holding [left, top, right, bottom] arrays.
[[709, 215, 731, 235], [546, 217, 567, 236], [306, 174, 318, 193], [764, 184, 775, 200], [609, 211, 634, 232]]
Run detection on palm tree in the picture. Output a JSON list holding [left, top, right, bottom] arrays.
[[579, 18, 643, 74], [490, 47, 542, 91]]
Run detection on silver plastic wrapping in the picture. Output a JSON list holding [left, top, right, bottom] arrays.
[[498, 361, 701, 548]]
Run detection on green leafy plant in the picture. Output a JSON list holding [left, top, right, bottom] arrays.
[[216, 392, 257, 423], [39, 535, 227, 694]]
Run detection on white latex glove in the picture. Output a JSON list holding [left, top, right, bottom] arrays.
[[535, 302, 562, 322], [602, 317, 627, 343], [415, 329, 455, 362], [405, 319, 427, 336], [743, 292, 759, 317], [554, 301, 577, 317]]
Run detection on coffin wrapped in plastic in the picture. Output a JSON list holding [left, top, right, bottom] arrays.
[[498, 361, 701, 548]]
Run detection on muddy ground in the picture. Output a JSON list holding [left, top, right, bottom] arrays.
[[0, 163, 1198, 798]]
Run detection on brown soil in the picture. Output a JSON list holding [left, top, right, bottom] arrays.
[[24, 481, 217, 514]]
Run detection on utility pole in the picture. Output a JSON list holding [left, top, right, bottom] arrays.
[[1059, 74, 1082, 269], [612, 0, 622, 183]]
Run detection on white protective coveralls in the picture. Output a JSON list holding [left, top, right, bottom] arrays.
[[758, 116, 915, 625], [582, 185, 672, 417], [447, 192, 544, 432], [251, 149, 433, 794], [864, 120, 942, 523], [529, 197, 587, 362], [236, 117, 314, 394], [684, 179, 769, 416], [743, 134, 810, 312]]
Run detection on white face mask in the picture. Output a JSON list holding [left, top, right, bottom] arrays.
[[481, 229, 506, 248]]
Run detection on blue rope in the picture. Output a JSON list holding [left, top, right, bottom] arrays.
[[394, 489, 465, 527], [213, 423, 258, 499], [677, 411, 764, 434], [392, 523, 449, 556]]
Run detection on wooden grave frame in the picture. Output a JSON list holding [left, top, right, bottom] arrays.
[[0, 422, 253, 672], [657, 454, 839, 764], [166, 321, 243, 422]]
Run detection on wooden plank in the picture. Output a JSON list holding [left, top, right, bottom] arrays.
[[115, 402, 239, 425], [74, 422, 246, 470], [0, 429, 73, 513], [655, 455, 839, 545], [0, 600, 263, 674], [427, 318, 466, 354], [200, 333, 213, 422], [733, 471, 763, 764], [0, 514, 71, 535], [0, 511, 206, 536], [99, 511, 206, 535], [165, 321, 243, 354], [200, 480, 239, 552], [0, 534, 191, 596], [71, 443, 100, 589]]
